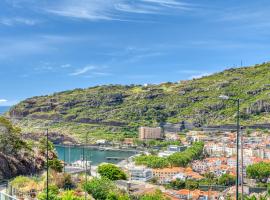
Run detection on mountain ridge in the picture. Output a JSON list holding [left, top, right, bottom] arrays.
[[7, 62, 270, 141]]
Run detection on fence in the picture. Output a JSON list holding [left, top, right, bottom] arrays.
[[0, 192, 17, 200]]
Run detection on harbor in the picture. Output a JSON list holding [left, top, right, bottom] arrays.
[[55, 145, 137, 166]]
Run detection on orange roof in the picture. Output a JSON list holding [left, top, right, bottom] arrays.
[[177, 189, 190, 195], [153, 167, 185, 173]]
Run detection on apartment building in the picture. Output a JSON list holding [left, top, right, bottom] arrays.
[[139, 127, 163, 140]]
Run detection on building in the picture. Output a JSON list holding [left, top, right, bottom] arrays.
[[129, 167, 153, 182], [153, 167, 185, 184], [192, 160, 208, 173], [167, 145, 187, 152], [165, 132, 180, 141], [165, 189, 219, 200], [139, 127, 163, 140], [153, 167, 203, 184], [122, 138, 134, 146]]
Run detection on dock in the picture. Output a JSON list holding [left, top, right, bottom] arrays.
[[106, 157, 126, 161]]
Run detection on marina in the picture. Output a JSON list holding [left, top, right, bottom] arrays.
[[55, 145, 136, 166]]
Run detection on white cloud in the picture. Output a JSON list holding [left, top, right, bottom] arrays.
[[43, 0, 195, 21], [0, 34, 80, 60], [0, 17, 40, 26], [177, 69, 205, 74], [189, 73, 211, 80], [70, 65, 96, 76], [0, 99, 7, 104], [141, 0, 193, 9], [61, 64, 71, 68]]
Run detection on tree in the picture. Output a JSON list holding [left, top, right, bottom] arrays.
[[218, 174, 236, 186], [185, 180, 199, 190], [39, 137, 55, 153], [84, 177, 116, 200], [134, 142, 204, 169], [0, 117, 28, 154], [98, 163, 127, 181], [247, 162, 270, 183], [169, 179, 185, 190]]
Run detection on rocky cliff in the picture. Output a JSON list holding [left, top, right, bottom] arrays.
[[0, 117, 47, 179]]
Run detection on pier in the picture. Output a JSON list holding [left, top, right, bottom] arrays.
[[106, 157, 126, 161]]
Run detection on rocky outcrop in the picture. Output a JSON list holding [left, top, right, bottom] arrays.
[[245, 100, 270, 114], [22, 132, 77, 145], [0, 152, 41, 179]]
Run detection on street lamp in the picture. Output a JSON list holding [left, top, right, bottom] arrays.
[[219, 95, 241, 200]]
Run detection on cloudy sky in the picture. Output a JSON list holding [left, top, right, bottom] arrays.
[[1, 0, 270, 106]]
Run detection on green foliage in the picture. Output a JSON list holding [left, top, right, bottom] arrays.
[[185, 179, 199, 190], [218, 174, 236, 186], [39, 137, 55, 153], [97, 163, 127, 181], [9, 62, 270, 140], [0, 117, 29, 154], [145, 140, 182, 148], [38, 185, 60, 200], [134, 155, 169, 168], [60, 191, 84, 200], [106, 192, 130, 200], [168, 179, 185, 190], [134, 142, 204, 168], [48, 158, 63, 173], [247, 162, 270, 183], [83, 177, 116, 200], [168, 141, 204, 167], [10, 176, 33, 188], [140, 190, 169, 200], [62, 174, 75, 190]]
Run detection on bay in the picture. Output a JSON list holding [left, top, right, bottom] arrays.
[[55, 146, 136, 166]]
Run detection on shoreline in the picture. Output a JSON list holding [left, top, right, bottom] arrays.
[[54, 144, 141, 153]]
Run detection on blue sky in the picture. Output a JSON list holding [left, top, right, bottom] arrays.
[[1, 0, 270, 106]]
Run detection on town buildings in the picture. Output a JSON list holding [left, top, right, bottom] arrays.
[[129, 166, 153, 182], [139, 127, 163, 140], [152, 167, 203, 184]]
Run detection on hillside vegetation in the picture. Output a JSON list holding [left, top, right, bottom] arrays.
[[0, 117, 45, 179], [7, 62, 270, 141]]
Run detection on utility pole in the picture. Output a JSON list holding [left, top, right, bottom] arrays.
[[219, 96, 240, 200], [236, 99, 240, 200], [64, 145, 66, 173], [241, 130, 244, 200], [84, 132, 89, 200], [46, 128, 49, 200], [240, 59, 244, 200]]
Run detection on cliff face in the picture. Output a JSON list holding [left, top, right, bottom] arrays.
[[7, 62, 270, 139], [0, 152, 37, 179], [0, 117, 46, 179]]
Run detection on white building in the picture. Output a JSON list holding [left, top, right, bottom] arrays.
[[167, 145, 186, 152], [129, 167, 153, 182]]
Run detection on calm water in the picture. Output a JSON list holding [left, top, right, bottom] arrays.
[[0, 106, 10, 115], [55, 146, 135, 166]]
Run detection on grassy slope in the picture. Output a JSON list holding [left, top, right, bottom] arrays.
[[8, 62, 270, 141]]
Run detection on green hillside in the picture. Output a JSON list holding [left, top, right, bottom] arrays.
[[7, 62, 270, 142]]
